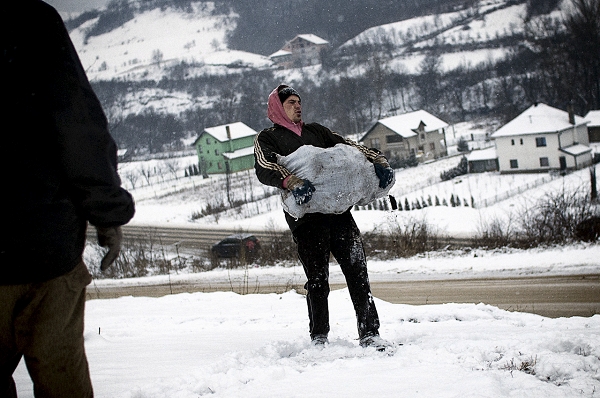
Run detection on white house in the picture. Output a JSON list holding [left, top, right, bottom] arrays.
[[491, 103, 592, 173], [360, 110, 449, 164], [269, 34, 329, 69]]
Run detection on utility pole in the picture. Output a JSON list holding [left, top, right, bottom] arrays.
[[225, 125, 232, 206]]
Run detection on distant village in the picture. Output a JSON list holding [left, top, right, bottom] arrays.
[[111, 33, 591, 178], [186, 34, 599, 177]]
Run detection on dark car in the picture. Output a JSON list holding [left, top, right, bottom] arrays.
[[210, 234, 261, 259]]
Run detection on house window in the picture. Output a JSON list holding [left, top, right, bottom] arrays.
[[370, 138, 381, 149], [215, 149, 219, 155], [429, 142, 435, 151], [511, 139, 515, 145], [197, 146, 203, 154], [386, 135, 403, 143], [420, 134, 425, 140], [206, 138, 210, 145], [540, 157, 549, 167], [536, 137, 547, 147], [520, 138, 523, 145], [217, 162, 222, 169], [510, 159, 519, 169]]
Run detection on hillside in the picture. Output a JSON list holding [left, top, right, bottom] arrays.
[[70, 0, 540, 81], [59, 0, 597, 157]]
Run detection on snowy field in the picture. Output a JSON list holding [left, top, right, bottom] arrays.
[[14, 159, 600, 397], [14, 268, 600, 397]]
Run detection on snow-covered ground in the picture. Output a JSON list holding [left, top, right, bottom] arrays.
[[14, 259, 600, 397], [13, 158, 600, 397]]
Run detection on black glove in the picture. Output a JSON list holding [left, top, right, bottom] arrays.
[[287, 175, 316, 205], [373, 157, 394, 189], [96, 226, 123, 271]]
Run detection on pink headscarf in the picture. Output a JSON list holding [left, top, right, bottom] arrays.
[[267, 84, 303, 136]]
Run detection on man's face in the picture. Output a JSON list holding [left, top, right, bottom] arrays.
[[283, 95, 302, 123]]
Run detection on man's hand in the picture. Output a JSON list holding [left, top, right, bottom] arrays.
[[373, 157, 394, 189], [287, 175, 316, 205], [96, 226, 123, 271]]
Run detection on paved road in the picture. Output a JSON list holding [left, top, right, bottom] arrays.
[[87, 274, 599, 318], [367, 274, 600, 318]]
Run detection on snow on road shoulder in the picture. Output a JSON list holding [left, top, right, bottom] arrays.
[[16, 289, 597, 398]]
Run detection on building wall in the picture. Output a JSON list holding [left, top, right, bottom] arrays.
[[469, 159, 498, 173], [560, 124, 590, 146], [227, 155, 255, 173]]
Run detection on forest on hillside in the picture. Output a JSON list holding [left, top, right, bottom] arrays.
[[79, 0, 599, 155]]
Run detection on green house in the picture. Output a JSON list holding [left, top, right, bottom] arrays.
[[193, 122, 257, 175]]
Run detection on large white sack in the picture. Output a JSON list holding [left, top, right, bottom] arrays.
[[277, 144, 395, 218]]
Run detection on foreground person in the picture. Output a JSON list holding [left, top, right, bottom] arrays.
[[1, 1, 135, 396], [254, 84, 394, 350]]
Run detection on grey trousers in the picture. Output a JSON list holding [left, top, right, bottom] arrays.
[[0, 261, 93, 398]]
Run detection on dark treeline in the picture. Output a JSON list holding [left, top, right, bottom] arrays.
[[225, 0, 477, 55], [86, 0, 599, 154]]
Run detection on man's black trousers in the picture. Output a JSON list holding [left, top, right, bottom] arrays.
[[292, 211, 380, 340]]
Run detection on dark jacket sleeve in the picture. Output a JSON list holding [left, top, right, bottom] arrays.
[[254, 129, 293, 189], [1, 1, 134, 283], [43, 4, 135, 227], [328, 130, 384, 163]]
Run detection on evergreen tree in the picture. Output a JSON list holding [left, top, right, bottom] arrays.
[[457, 137, 469, 152]]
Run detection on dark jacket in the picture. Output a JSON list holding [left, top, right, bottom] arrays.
[[254, 123, 379, 232], [1, 0, 135, 284]]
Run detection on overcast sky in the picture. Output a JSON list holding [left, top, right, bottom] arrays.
[[45, 0, 110, 14]]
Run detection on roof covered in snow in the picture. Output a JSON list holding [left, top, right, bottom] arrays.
[[491, 103, 588, 138], [584, 110, 600, 127], [560, 144, 592, 156], [269, 49, 292, 58], [466, 147, 497, 161], [294, 34, 329, 45], [222, 146, 254, 160], [201, 122, 257, 142], [364, 110, 448, 139]]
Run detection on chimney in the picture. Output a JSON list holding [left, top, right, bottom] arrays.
[[567, 103, 575, 125], [226, 125, 233, 152]]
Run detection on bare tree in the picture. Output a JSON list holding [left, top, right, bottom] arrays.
[[124, 170, 139, 190], [416, 52, 443, 112], [163, 158, 181, 180], [139, 164, 153, 186], [151, 49, 164, 67]]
